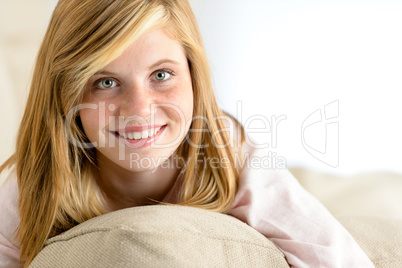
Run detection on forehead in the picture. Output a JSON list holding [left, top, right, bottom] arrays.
[[106, 28, 187, 69]]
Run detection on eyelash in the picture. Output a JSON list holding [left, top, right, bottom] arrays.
[[92, 69, 175, 90]]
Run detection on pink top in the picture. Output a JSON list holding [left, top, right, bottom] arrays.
[[0, 145, 374, 267], [0, 168, 21, 268]]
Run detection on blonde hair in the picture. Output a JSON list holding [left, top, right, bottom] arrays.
[[0, 0, 244, 265]]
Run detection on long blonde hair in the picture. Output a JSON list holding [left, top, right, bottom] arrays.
[[0, 0, 244, 265]]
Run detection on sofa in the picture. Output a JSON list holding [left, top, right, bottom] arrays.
[[29, 168, 402, 268]]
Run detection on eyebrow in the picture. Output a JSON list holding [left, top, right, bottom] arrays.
[[148, 59, 180, 70], [93, 59, 180, 76], [93, 70, 118, 76]]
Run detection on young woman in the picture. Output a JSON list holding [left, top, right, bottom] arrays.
[[0, 0, 373, 267]]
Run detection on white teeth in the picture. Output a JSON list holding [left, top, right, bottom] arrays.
[[134, 132, 142, 140], [118, 127, 163, 140], [141, 131, 148, 139]]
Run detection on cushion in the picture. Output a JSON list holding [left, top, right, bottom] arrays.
[[338, 216, 402, 268], [290, 167, 402, 218], [29, 205, 290, 268]]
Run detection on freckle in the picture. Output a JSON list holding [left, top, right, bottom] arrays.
[[109, 104, 116, 111]]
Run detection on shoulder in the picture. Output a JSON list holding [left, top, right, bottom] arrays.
[[0, 167, 20, 249], [237, 141, 296, 186], [230, 142, 309, 216]]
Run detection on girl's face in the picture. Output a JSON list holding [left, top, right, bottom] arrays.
[[80, 28, 194, 172]]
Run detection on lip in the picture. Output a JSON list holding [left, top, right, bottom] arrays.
[[110, 124, 167, 149]]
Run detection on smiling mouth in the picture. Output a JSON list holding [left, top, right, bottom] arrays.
[[110, 125, 167, 147], [114, 126, 164, 140]]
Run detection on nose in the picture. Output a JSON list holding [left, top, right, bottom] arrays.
[[120, 83, 154, 121]]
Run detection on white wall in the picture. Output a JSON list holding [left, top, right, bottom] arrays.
[[0, 1, 53, 166], [189, 0, 402, 175]]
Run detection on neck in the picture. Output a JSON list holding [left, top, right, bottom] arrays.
[[95, 152, 181, 211]]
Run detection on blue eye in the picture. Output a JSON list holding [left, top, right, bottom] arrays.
[[153, 70, 172, 81], [96, 78, 118, 89]]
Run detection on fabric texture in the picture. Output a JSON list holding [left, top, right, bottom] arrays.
[[338, 216, 402, 268], [290, 167, 402, 218], [25, 208, 402, 268], [29, 205, 289, 268]]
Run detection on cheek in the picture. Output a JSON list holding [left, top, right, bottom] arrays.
[[165, 89, 193, 126], [183, 90, 194, 120], [167, 80, 194, 119], [79, 107, 106, 141]]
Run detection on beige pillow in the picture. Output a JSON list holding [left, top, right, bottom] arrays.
[[290, 167, 402, 218], [338, 216, 402, 268], [29, 205, 289, 267]]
